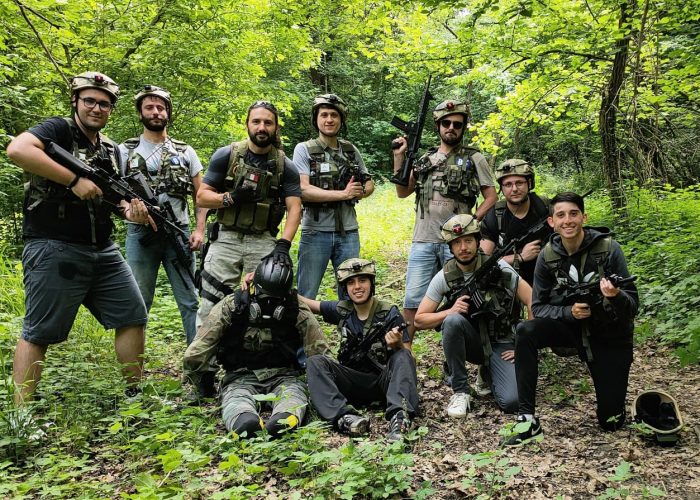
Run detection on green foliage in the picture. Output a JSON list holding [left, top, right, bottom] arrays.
[[461, 449, 523, 499]]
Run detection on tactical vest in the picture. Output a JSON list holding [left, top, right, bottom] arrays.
[[24, 117, 118, 244], [217, 289, 302, 371], [304, 138, 359, 195], [122, 137, 192, 199], [216, 140, 286, 235], [336, 297, 394, 372], [443, 254, 520, 365], [414, 145, 481, 219], [493, 193, 550, 247]]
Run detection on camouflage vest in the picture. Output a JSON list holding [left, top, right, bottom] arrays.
[[24, 117, 118, 243], [443, 254, 520, 364], [304, 138, 358, 195], [336, 297, 394, 370], [122, 136, 192, 199], [217, 289, 302, 371], [414, 144, 481, 218], [216, 139, 286, 235]]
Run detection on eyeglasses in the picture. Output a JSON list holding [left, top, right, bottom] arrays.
[[501, 180, 528, 190], [439, 119, 464, 130], [78, 97, 114, 112]]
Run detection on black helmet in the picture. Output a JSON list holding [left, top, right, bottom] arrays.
[[253, 256, 293, 299]]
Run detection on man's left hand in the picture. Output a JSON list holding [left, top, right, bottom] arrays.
[[189, 228, 204, 251], [600, 277, 620, 298], [385, 327, 403, 349]]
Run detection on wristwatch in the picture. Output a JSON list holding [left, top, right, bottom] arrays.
[[222, 192, 233, 208]]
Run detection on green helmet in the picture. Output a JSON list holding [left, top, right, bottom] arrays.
[[336, 258, 376, 284], [433, 100, 469, 123], [70, 72, 120, 103], [631, 389, 684, 446], [441, 214, 480, 244], [134, 85, 172, 117], [495, 159, 535, 189], [312, 94, 348, 129]]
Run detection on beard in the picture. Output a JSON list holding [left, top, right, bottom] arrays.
[[248, 129, 274, 147], [440, 129, 464, 146], [455, 253, 477, 266], [141, 115, 167, 132]]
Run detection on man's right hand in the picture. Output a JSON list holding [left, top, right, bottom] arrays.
[[230, 186, 257, 203], [343, 176, 364, 200], [520, 239, 542, 262], [391, 136, 408, 156], [448, 295, 470, 316], [571, 302, 591, 320], [71, 177, 103, 200]]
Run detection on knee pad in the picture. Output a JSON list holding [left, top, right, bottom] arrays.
[[231, 412, 264, 438], [265, 412, 299, 439]]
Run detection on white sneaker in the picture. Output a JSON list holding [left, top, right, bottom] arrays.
[[475, 366, 492, 397], [447, 392, 472, 418]]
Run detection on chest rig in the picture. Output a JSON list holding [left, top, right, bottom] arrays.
[[336, 298, 394, 373], [122, 137, 191, 199]]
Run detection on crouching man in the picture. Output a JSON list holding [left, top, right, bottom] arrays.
[[301, 258, 419, 442], [183, 257, 329, 438]]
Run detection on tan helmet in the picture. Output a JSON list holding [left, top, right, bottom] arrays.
[[70, 72, 120, 103], [134, 85, 172, 117], [631, 389, 683, 446], [495, 159, 535, 189], [441, 214, 480, 244], [336, 258, 376, 284], [433, 100, 470, 122], [312, 93, 348, 129]]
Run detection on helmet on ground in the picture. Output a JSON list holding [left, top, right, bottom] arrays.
[[441, 214, 480, 244], [312, 94, 348, 130], [253, 256, 293, 299], [433, 100, 469, 123], [631, 389, 683, 446], [134, 85, 172, 117], [495, 159, 535, 190], [70, 72, 120, 103], [336, 258, 376, 284]]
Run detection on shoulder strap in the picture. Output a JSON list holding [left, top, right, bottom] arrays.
[[227, 140, 248, 174], [337, 139, 357, 159], [530, 193, 550, 218], [304, 138, 324, 156], [443, 259, 463, 289], [169, 138, 189, 151], [581, 235, 612, 276], [494, 199, 507, 234], [122, 137, 141, 150], [543, 241, 560, 271]]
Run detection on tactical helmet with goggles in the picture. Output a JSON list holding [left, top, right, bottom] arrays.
[[134, 85, 172, 117], [441, 214, 480, 244], [70, 72, 120, 103], [495, 159, 535, 190], [433, 100, 469, 123], [252, 256, 293, 299], [337, 258, 376, 284], [312, 94, 348, 130]]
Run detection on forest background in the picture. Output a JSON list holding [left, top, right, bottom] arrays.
[[0, 0, 698, 497]]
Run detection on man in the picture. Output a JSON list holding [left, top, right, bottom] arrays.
[[293, 94, 374, 299], [183, 257, 329, 438], [302, 258, 418, 442], [480, 159, 551, 287], [393, 100, 497, 340], [120, 85, 206, 345], [503, 192, 638, 446], [196, 101, 302, 326], [7, 72, 151, 405], [414, 214, 532, 417]]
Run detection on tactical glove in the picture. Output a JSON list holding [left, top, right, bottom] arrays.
[[263, 238, 293, 267], [230, 186, 257, 203]]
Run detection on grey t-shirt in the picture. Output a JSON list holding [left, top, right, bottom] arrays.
[[293, 140, 368, 232], [412, 150, 494, 243], [119, 135, 203, 225], [425, 259, 519, 306]]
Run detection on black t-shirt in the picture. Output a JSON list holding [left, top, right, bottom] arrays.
[[480, 194, 551, 286], [203, 145, 301, 199], [24, 117, 120, 245]]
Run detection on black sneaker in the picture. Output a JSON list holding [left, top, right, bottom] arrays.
[[501, 415, 543, 447], [386, 411, 411, 442], [336, 414, 370, 436]]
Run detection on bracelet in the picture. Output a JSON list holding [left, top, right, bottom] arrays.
[[67, 174, 80, 189]]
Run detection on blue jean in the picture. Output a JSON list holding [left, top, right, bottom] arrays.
[[125, 224, 198, 345], [404, 242, 453, 308], [297, 229, 360, 299]]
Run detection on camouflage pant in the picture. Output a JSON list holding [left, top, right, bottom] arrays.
[[220, 371, 308, 432], [197, 230, 275, 327]]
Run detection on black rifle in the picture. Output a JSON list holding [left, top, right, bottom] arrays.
[[337, 163, 371, 206], [560, 274, 637, 311], [46, 141, 194, 286], [390, 76, 433, 186], [337, 317, 407, 372]]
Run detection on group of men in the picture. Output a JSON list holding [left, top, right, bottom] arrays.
[[8, 70, 638, 446]]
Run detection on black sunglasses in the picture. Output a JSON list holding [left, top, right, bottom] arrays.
[[440, 119, 464, 130]]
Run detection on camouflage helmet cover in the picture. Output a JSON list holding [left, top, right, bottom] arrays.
[[433, 100, 469, 122], [312, 93, 348, 129], [134, 85, 172, 116], [441, 214, 480, 244], [495, 159, 535, 189], [70, 72, 120, 103], [336, 258, 376, 284]]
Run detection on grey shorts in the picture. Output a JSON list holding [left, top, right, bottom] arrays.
[[22, 239, 148, 345]]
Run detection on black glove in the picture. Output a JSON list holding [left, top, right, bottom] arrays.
[[263, 238, 292, 267], [197, 371, 217, 399], [230, 186, 257, 203]]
